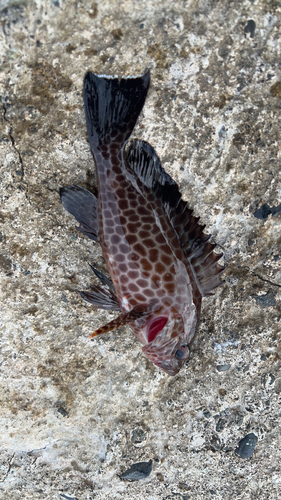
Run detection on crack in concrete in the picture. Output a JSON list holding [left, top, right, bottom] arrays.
[[252, 272, 281, 289], [236, 265, 281, 289], [1, 453, 15, 482], [3, 103, 25, 183], [1, 104, 45, 215]]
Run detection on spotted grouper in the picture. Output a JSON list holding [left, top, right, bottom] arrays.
[[60, 71, 225, 375]]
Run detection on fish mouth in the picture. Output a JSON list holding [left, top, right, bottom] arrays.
[[142, 336, 183, 376], [146, 316, 168, 344]]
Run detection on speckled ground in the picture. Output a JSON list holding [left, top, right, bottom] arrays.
[[0, 0, 280, 499]]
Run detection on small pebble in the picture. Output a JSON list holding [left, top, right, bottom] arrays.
[[119, 459, 152, 481], [235, 433, 258, 458]]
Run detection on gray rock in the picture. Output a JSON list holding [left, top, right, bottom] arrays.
[[216, 364, 231, 372], [119, 459, 152, 481], [235, 433, 258, 459]]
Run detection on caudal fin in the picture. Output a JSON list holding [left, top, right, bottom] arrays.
[[83, 71, 150, 152]]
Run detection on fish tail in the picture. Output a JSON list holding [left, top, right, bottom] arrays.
[[83, 71, 150, 153]]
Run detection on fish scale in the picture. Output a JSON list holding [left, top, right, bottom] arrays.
[[60, 71, 225, 376]]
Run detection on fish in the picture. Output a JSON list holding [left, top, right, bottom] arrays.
[[60, 71, 225, 376]]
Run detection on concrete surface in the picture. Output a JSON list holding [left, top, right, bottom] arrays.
[[0, 0, 280, 499]]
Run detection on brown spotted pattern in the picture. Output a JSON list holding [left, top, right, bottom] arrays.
[[68, 71, 225, 376], [91, 138, 201, 375]]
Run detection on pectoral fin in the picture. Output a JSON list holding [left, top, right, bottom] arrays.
[[89, 305, 148, 338]]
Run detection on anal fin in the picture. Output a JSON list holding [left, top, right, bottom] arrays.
[[80, 266, 120, 311]]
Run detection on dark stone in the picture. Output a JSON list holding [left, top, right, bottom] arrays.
[[216, 418, 226, 432], [119, 459, 152, 481], [131, 428, 146, 444], [244, 19, 256, 38], [216, 364, 231, 372], [164, 495, 190, 500], [235, 433, 258, 458], [260, 354, 266, 361], [254, 203, 272, 219], [254, 203, 281, 220], [57, 406, 68, 417], [270, 82, 281, 97], [271, 204, 281, 216], [244, 20, 256, 38], [209, 435, 221, 452], [251, 291, 276, 308]]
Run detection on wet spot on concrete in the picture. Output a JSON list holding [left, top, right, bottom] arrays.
[[251, 291, 276, 308], [270, 82, 281, 97]]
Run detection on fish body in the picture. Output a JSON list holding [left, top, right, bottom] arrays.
[[60, 72, 224, 375]]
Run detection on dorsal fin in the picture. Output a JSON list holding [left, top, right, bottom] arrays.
[[127, 138, 175, 188], [127, 139, 225, 297]]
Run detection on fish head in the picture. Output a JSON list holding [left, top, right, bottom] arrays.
[[140, 314, 190, 376]]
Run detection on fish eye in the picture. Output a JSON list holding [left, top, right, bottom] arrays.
[[175, 346, 189, 361], [175, 349, 184, 360]]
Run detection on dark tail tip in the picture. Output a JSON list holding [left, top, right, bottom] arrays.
[[83, 71, 150, 152]]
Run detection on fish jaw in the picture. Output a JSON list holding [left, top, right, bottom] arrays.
[[143, 342, 190, 376], [135, 313, 193, 376]]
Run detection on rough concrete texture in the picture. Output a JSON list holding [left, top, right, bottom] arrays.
[[0, 0, 280, 498]]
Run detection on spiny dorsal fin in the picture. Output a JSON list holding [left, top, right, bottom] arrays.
[[127, 139, 225, 297], [127, 138, 175, 188]]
